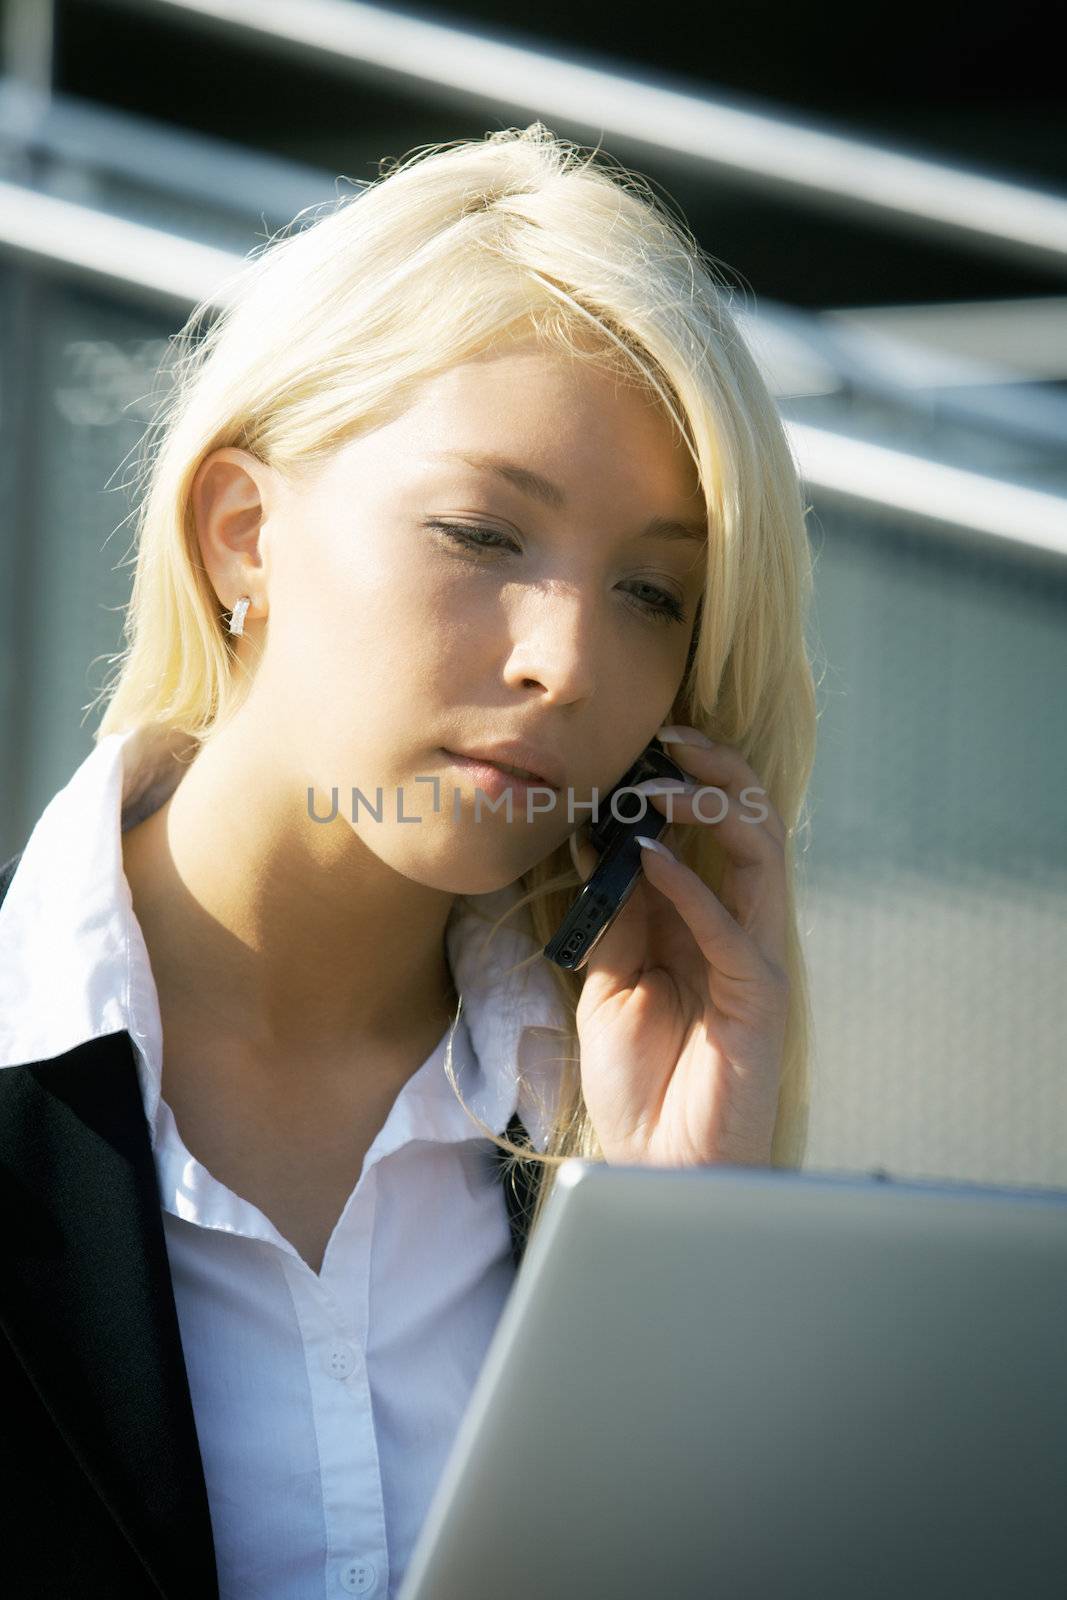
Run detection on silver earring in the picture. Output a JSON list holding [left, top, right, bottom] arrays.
[[228, 596, 252, 635]]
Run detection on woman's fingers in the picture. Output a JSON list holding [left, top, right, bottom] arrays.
[[632, 745, 789, 968], [652, 737, 788, 849]]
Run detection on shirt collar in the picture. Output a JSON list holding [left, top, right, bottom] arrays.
[[0, 725, 571, 1153]]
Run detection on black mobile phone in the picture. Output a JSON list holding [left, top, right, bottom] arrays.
[[543, 737, 687, 970]]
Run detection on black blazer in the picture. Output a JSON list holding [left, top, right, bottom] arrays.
[[0, 847, 541, 1598]]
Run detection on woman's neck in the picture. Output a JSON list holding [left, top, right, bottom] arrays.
[[121, 718, 460, 1082]]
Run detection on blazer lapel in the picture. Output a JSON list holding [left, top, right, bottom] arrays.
[[0, 1029, 219, 1599]]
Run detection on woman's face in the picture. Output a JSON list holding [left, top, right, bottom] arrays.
[[218, 339, 708, 894]]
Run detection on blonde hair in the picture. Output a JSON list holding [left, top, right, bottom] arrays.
[[94, 122, 819, 1248]]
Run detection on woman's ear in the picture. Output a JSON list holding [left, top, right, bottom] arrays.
[[190, 447, 273, 611]]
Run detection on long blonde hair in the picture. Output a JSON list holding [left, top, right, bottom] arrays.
[[94, 122, 819, 1247]]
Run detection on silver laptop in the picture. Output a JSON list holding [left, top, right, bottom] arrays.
[[398, 1158, 1067, 1600]]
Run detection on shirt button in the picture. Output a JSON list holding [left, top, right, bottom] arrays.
[[323, 1341, 359, 1380], [339, 1557, 377, 1593]]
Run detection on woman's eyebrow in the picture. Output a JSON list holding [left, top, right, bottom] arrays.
[[426, 448, 708, 546]]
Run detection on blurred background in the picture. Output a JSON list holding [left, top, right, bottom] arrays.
[[2, 0, 1064, 1188]]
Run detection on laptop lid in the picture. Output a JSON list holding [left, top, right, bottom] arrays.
[[399, 1159, 1067, 1600]]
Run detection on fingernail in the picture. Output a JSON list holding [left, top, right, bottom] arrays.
[[656, 725, 715, 749], [635, 834, 674, 860], [631, 778, 699, 796]]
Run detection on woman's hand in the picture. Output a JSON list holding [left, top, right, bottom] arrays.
[[571, 727, 790, 1169]]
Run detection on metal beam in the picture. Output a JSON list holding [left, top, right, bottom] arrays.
[[91, 0, 1067, 271]]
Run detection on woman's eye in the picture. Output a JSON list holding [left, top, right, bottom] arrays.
[[428, 520, 516, 553], [624, 584, 687, 627], [427, 520, 686, 627]]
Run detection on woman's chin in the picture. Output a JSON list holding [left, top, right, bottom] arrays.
[[401, 841, 561, 898]]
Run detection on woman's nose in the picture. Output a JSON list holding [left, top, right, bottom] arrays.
[[501, 589, 597, 704]]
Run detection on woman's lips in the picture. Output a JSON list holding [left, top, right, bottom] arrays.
[[441, 750, 558, 803]]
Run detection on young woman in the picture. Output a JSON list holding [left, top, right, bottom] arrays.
[[0, 123, 817, 1598]]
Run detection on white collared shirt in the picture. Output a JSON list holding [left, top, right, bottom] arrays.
[[0, 724, 570, 1600]]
